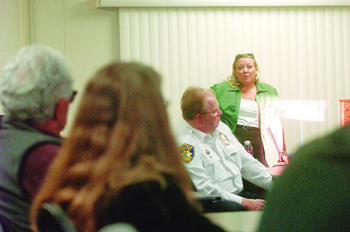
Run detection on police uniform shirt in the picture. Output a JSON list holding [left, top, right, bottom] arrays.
[[177, 121, 272, 204]]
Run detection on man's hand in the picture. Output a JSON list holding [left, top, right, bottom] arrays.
[[241, 198, 266, 211]]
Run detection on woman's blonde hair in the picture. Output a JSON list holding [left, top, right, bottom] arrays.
[[227, 53, 263, 88], [30, 62, 193, 232]]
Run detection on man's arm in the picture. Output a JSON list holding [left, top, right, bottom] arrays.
[[187, 163, 244, 204], [240, 152, 273, 190], [189, 164, 266, 211], [219, 122, 273, 191]]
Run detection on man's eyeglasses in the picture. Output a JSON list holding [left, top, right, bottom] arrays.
[[200, 109, 221, 117], [70, 91, 77, 102]]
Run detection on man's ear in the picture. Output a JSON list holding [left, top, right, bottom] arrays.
[[54, 98, 69, 130], [195, 113, 204, 121]]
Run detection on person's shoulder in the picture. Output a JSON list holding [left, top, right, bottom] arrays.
[[256, 83, 279, 97], [211, 81, 233, 91], [292, 124, 350, 165], [211, 81, 230, 88], [211, 82, 240, 98], [217, 122, 235, 138], [318, 125, 350, 154], [176, 122, 196, 143], [257, 82, 277, 91], [32, 143, 61, 154], [218, 121, 230, 131]]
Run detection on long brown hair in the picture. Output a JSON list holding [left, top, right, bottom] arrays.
[[30, 62, 193, 232]]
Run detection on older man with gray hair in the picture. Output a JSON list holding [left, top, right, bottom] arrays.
[[0, 44, 74, 232]]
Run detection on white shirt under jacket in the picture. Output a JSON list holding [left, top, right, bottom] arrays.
[[176, 121, 273, 204]]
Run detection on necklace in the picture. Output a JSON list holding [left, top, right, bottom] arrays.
[[240, 86, 256, 101]]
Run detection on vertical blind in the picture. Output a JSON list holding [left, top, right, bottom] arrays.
[[118, 6, 350, 152]]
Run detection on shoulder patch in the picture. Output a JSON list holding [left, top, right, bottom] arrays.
[[180, 144, 195, 164]]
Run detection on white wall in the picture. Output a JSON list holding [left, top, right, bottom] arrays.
[[0, 0, 120, 134], [116, 6, 350, 153], [0, 1, 23, 109]]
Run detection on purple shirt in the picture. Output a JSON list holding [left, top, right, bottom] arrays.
[[22, 143, 60, 200]]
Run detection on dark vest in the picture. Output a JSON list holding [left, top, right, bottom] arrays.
[[0, 118, 62, 232]]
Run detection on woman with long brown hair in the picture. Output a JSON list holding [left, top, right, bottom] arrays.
[[30, 62, 224, 232]]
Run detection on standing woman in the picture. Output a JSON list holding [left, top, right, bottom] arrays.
[[30, 62, 224, 232], [211, 53, 288, 167]]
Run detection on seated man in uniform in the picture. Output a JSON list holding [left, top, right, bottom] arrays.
[[176, 86, 273, 211], [0, 44, 74, 232]]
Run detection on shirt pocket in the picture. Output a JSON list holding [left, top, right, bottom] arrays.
[[220, 142, 238, 158], [201, 154, 225, 181], [220, 143, 243, 170]]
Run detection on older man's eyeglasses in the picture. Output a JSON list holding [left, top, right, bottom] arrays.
[[70, 91, 77, 102], [200, 109, 221, 117]]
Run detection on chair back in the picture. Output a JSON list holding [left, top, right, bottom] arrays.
[[98, 223, 138, 232], [36, 203, 78, 232], [0, 220, 4, 232], [0, 115, 3, 129]]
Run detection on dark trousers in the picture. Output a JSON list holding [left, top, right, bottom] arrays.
[[199, 190, 266, 213], [199, 199, 246, 212], [234, 125, 268, 167], [234, 125, 268, 195]]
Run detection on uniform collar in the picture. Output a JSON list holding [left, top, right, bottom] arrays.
[[209, 129, 220, 140], [226, 82, 269, 93], [184, 121, 220, 143]]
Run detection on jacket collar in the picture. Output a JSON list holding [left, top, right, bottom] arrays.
[[227, 82, 269, 93]]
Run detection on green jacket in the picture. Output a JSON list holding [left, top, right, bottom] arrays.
[[210, 81, 279, 134], [211, 81, 283, 167]]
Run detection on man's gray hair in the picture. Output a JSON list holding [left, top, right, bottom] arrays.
[[0, 44, 73, 123]]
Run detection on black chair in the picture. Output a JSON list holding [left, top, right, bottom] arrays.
[[36, 203, 138, 232], [99, 223, 138, 232], [0, 114, 3, 129], [36, 203, 78, 232]]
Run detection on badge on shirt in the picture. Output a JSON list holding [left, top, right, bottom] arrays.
[[180, 144, 195, 164], [219, 133, 230, 145]]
